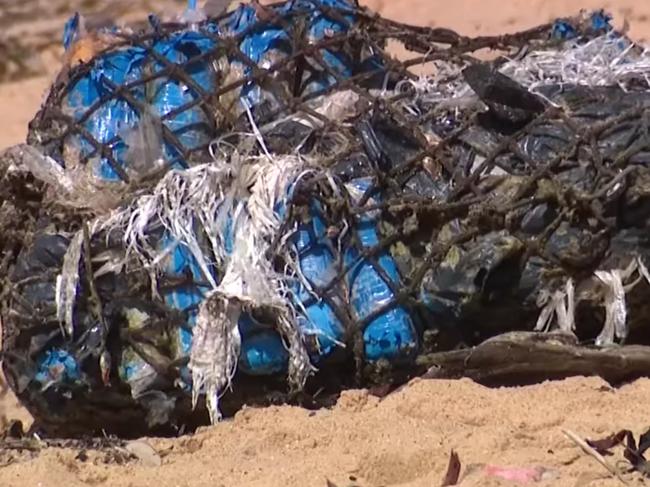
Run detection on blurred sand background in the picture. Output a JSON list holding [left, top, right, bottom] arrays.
[[2, 1, 650, 486]]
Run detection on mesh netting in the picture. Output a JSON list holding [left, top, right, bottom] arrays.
[[3, 1, 650, 435]]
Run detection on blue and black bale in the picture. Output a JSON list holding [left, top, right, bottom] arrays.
[[4, 3, 650, 437]]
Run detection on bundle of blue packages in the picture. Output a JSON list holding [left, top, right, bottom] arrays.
[[12, 1, 639, 437], [53, 0, 370, 390], [118, 0, 361, 381], [275, 174, 418, 365], [213, 0, 378, 373], [62, 16, 220, 183]]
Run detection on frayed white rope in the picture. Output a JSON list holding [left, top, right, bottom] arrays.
[[593, 258, 644, 346], [535, 257, 650, 346], [535, 278, 576, 334], [55, 219, 102, 336], [397, 35, 650, 123], [188, 154, 316, 422], [501, 35, 650, 93]]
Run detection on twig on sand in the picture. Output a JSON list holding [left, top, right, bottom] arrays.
[[562, 429, 629, 486]]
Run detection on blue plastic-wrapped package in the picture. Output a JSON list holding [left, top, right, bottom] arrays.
[[269, 177, 347, 365], [63, 19, 220, 183], [287, 201, 347, 361], [160, 234, 211, 384], [150, 30, 219, 168], [238, 315, 289, 375], [225, 3, 292, 110], [224, 0, 362, 112], [301, 0, 357, 94], [35, 349, 81, 389], [344, 178, 418, 362], [65, 47, 147, 182]]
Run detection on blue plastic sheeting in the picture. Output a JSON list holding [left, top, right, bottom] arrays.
[[344, 178, 418, 362], [302, 0, 357, 94], [225, 3, 292, 109], [150, 31, 218, 167], [159, 234, 212, 350], [35, 349, 81, 387], [63, 25, 219, 182]]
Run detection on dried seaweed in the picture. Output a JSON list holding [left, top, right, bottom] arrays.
[[587, 428, 650, 476], [441, 450, 461, 486]]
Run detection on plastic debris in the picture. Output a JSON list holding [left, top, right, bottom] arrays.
[[483, 465, 558, 484]]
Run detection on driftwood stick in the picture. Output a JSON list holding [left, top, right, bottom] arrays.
[[417, 332, 650, 386]]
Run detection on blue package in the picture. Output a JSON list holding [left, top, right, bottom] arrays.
[[225, 3, 292, 109], [66, 46, 147, 182], [344, 178, 418, 362], [290, 202, 347, 359], [275, 181, 347, 362], [154, 207, 290, 378], [160, 234, 212, 340], [35, 349, 81, 388], [162, 232, 215, 388], [224, 0, 361, 108], [151, 30, 219, 168], [64, 18, 220, 183], [219, 202, 290, 376], [238, 315, 289, 375], [119, 229, 213, 389], [302, 0, 357, 94]]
